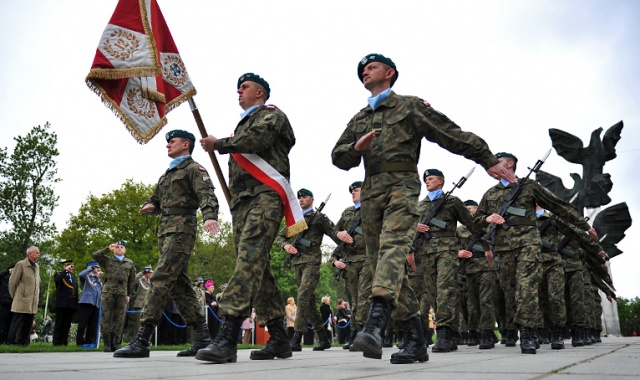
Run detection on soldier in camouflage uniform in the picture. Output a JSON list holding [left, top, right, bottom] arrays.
[[114, 129, 220, 358], [92, 241, 136, 352], [407, 169, 489, 353], [329, 181, 372, 351], [331, 53, 516, 364], [457, 200, 497, 350], [277, 188, 340, 351], [197, 73, 296, 363], [193, 277, 206, 317], [474, 152, 597, 354], [126, 266, 152, 342]]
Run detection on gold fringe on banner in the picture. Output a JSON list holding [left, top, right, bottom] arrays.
[[286, 220, 308, 237]]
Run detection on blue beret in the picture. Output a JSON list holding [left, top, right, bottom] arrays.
[[165, 129, 195, 142], [495, 152, 518, 162], [358, 53, 399, 87], [117, 240, 127, 247], [238, 73, 271, 101], [348, 181, 363, 193], [423, 169, 444, 182], [297, 188, 313, 198], [86, 261, 99, 268], [464, 200, 479, 207]]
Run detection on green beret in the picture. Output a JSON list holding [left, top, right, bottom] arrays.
[[495, 152, 518, 162], [165, 129, 195, 142], [238, 73, 271, 101], [297, 188, 313, 198], [423, 169, 444, 182], [348, 181, 363, 193], [358, 53, 399, 87], [464, 200, 479, 207], [117, 240, 127, 247]]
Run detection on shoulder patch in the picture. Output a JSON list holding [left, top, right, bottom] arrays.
[[266, 105, 276, 110], [199, 167, 206, 171], [423, 101, 431, 107]]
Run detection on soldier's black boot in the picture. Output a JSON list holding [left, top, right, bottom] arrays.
[[595, 329, 602, 343], [313, 327, 332, 351], [499, 328, 506, 344], [582, 328, 592, 346], [505, 329, 517, 347], [343, 328, 357, 350], [461, 331, 469, 345], [290, 331, 303, 352], [450, 330, 458, 351], [519, 327, 536, 354], [467, 330, 478, 346], [479, 330, 494, 349], [571, 327, 584, 347], [111, 335, 121, 351], [103, 334, 112, 352], [113, 324, 154, 358], [390, 317, 429, 364], [532, 329, 540, 349], [177, 323, 212, 357], [195, 316, 243, 363], [431, 327, 451, 353], [383, 329, 394, 348], [425, 330, 433, 348], [551, 326, 565, 350], [250, 321, 292, 360], [542, 329, 550, 344], [588, 328, 597, 344], [351, 299, 391, 359]]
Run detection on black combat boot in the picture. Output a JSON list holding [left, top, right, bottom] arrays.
[[532, 329, 540, 349], [195, 316, 243, 363], [551, 326, 565, 350], [290, 331, 303, 351], [595, 329, 602, 343], [351, 299, 391, 359], [571, 327, 584, 347], [542, 329, 550, 344], [396, 327, 405, 349], [499, 328, 506, 344], [505, 329, 518, 347], [111, 335, 121, 351], [582, 328, 592, 346], [313, 327, 332, 351], [103, 334, 112, 352], [479, 330, 494, 349], [461, 331, 469, 345], [390, 317, 429, 364], [588, 328, 597, 344], [467, 330, 478, 346], [113, 324, 154, 358], [250, 321, 292, 360], [343, 328, 357, 350], [383, 329, 394, 348], [431, 326, 451, 353], [177, 323, 212, 357], [519, 327, 536, 354], [450, 330, 458, 351]]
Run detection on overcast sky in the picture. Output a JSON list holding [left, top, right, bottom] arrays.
[[1, 0, 638, 298]]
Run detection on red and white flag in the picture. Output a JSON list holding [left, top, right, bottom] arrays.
[[86, 0, 195, 144]]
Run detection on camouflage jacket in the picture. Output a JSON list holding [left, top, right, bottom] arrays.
[[476, 178, 591, 252], [147, 157, 219, 237], [416, 195, 489, 255], [91, 248, 136, 296], [331, 92, 499, 202], [330, 205, 366, 264], [215, 104, 295, 210], [456, 224, 494, 273], [276, 210, 340, 265], [537, 210, 603, 265]]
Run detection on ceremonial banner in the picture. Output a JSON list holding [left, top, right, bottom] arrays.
[[86, 0, 195, 143]]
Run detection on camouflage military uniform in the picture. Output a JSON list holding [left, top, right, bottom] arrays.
[[330, 204, 372, 332], [216, 104, 295, 326], [194, 285, 206, 317], [92, 248, 136, 344], [277, 209, 339, 332], [457, 225, 497, 333], [332, 91, 500, 322], [475, 179, 591, 330], [140, 157, 219, 328]]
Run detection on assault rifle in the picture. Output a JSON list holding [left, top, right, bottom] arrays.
[[409, 167, 475, 256], [283, 194, 331, 269], [459, 150, 551, 274], [554, 208, 597, 258], [333, 214, 362, 281]]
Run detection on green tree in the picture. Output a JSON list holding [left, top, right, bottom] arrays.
[[0, 123, 60, 268], [617, 296, 640, 336], [190, 219, 236, 288]]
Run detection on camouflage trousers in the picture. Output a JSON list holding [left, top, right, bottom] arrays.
[[493, 271, 506, 331], [101, 292, 127, 339], [539, 260, 566, 328], [581, 268, 596, 329], [344, 259, 373, 329], [221, 191, 285, 326], [466, 270, 497, 331], [361, 184, 420, 321], [408, 260, 428, 332], [592, 285, 602, 330], [458, 277, 468, 333], [419, 250, 459, 329], [496, 245, 542, 329], [564, 269, 585, 328], [141, 232, 204, 327], [294, 263, 323, 331]]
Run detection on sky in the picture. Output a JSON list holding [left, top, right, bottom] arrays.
[[0, 0, 638, 298]]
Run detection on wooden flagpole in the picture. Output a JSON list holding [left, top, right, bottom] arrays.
[[188, 98, 231, 204]]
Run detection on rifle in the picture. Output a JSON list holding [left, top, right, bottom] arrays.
[[459, 150, 551, 274], [283, 194, 331, 269], [555, 209, 597, 259], [333, 214, 362, 281], [409, 167, 475, 256]]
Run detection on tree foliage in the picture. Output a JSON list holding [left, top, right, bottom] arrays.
[[0, 123, 60, 268], [617, 296, 640, 336]]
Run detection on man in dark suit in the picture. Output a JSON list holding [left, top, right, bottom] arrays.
[[53, 259, 78, 345]]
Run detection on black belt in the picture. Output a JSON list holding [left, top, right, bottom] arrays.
[[161, 207, 197, 216], [232, 178, 263, 192], [505, 219, 537, 227], [425, 231, 456, 239], [366, 162, 417, 177]]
